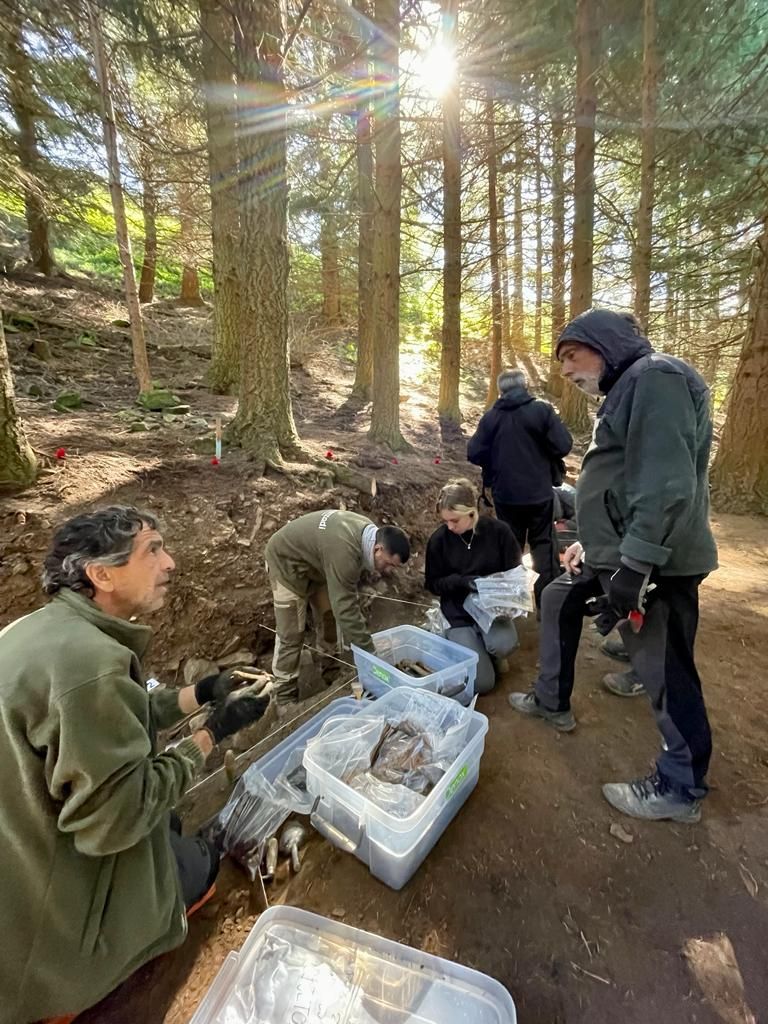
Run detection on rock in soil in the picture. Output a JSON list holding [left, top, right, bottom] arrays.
[[609, 822, 635, 844]]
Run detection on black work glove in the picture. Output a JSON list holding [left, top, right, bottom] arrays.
[[606, 565, 651, 618], [195, 668, 254, 706], [203, 692, 271, 744], [584, 595, 611, 618], [442, 574, 477, 594]]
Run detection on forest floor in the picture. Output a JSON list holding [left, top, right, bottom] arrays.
[[2, 271, 768, 1024]]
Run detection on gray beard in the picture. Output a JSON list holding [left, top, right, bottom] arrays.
[[574, 376, 602, 397]]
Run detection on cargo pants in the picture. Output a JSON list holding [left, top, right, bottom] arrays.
[[268, 573, 337, 705]]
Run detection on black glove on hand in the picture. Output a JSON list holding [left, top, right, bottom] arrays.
[[584, 595, 611, 618], [203, 692, 271, 744], [607, 565, 650, 618], [195, 668, 253, 706], [443, 574, 477, 594]]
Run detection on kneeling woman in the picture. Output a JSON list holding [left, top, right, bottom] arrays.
[[425, 479, 522, 694]]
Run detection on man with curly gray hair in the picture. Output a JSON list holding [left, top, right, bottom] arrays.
[[0, 505, 270, 1024]]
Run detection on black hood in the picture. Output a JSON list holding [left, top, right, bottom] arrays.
[[556, 309, 654, 392], [495, 386, 534, 411]]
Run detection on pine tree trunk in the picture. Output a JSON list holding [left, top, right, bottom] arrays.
[[201, 0, 241, 394], [485, 95, 503, 408], [549, 96, 566, 397], [180, 264, 204, 305], [88, 3, 152, 395], [438, 0, 461, 427], [5, 11, 54, 276], [632, 0, 658, 330], [138, 155, 157, 303], [511, 128, 525, 347], [571, 0, 596, 317], [369, 0, 405, 449], [664, 165, 681, 354], [499, 194, 513, 361], [710, 217, 768, 514], [351, 103, 374, 401], [534, 118, 543, 354], [178, 191, 205, 306], [230, 0, 300, 463], [320, 209, 342, 324], [562, 0, 597, 432], [0, 313, 37, 492]]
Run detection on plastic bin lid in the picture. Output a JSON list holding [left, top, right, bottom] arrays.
[[190, 905, 517, 1024]]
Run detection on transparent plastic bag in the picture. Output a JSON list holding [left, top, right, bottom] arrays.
[[216, 922, 432, 1024], [349, 774, 430, 818], [463, 565, 537, 631], [273, 748, 314, 815], [304, 715, 387, 784], [423, 602, 450, 636], [206, 766, 291, 880], [304, 690, 474, 817]]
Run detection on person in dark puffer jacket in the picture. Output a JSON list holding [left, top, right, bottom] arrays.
[[468, 369, 572, 608]]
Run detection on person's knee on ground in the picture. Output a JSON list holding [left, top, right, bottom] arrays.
[[485, 618, 518, 656], [473, 647, 497, 694], [169, 827, 221, 910], [446, 625, 496, 695]]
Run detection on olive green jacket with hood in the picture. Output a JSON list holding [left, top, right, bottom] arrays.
[[559, 309, 718, 575], [0, 589, 205, 1024], [265, 509, 376, 651]]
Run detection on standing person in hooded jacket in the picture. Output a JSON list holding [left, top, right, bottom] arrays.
[[468, 369, 573, 607], [508, 309, 718, 825]]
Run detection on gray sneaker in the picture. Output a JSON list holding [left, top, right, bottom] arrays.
[[602, 670, 645, 698], [507, 691, 576, 732], [600, 634, 630, 663], [602, 772, 702, 823]]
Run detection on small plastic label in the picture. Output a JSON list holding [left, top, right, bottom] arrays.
[[446, 764, 468, 799], [372, 665, 390, 683]]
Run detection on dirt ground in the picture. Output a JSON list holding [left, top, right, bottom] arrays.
[[2, 274, 767, 1023]]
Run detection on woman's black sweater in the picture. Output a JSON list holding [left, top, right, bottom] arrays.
[[424, 514, 522, 627]]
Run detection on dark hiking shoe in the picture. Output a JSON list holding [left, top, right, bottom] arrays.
[[602, 772, 702, 823], [600, 634, 630, 663], [507, 690, 576, 732], [602, 670, 645, 698]]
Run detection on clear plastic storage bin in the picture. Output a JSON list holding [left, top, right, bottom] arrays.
[[189, 905, 517, 1024], [251, 697, 362, 814], [352, 624, 478, 705], [304, 688, 489, 890]]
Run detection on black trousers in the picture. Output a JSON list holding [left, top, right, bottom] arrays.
[[534, 567, 712, 796], [495, 498, 559, 607], [169, 813, 220, 908]]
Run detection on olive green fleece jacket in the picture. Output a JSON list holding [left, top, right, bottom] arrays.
[[0, 589, 206, 1024], [265, 509, 376, 652]]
